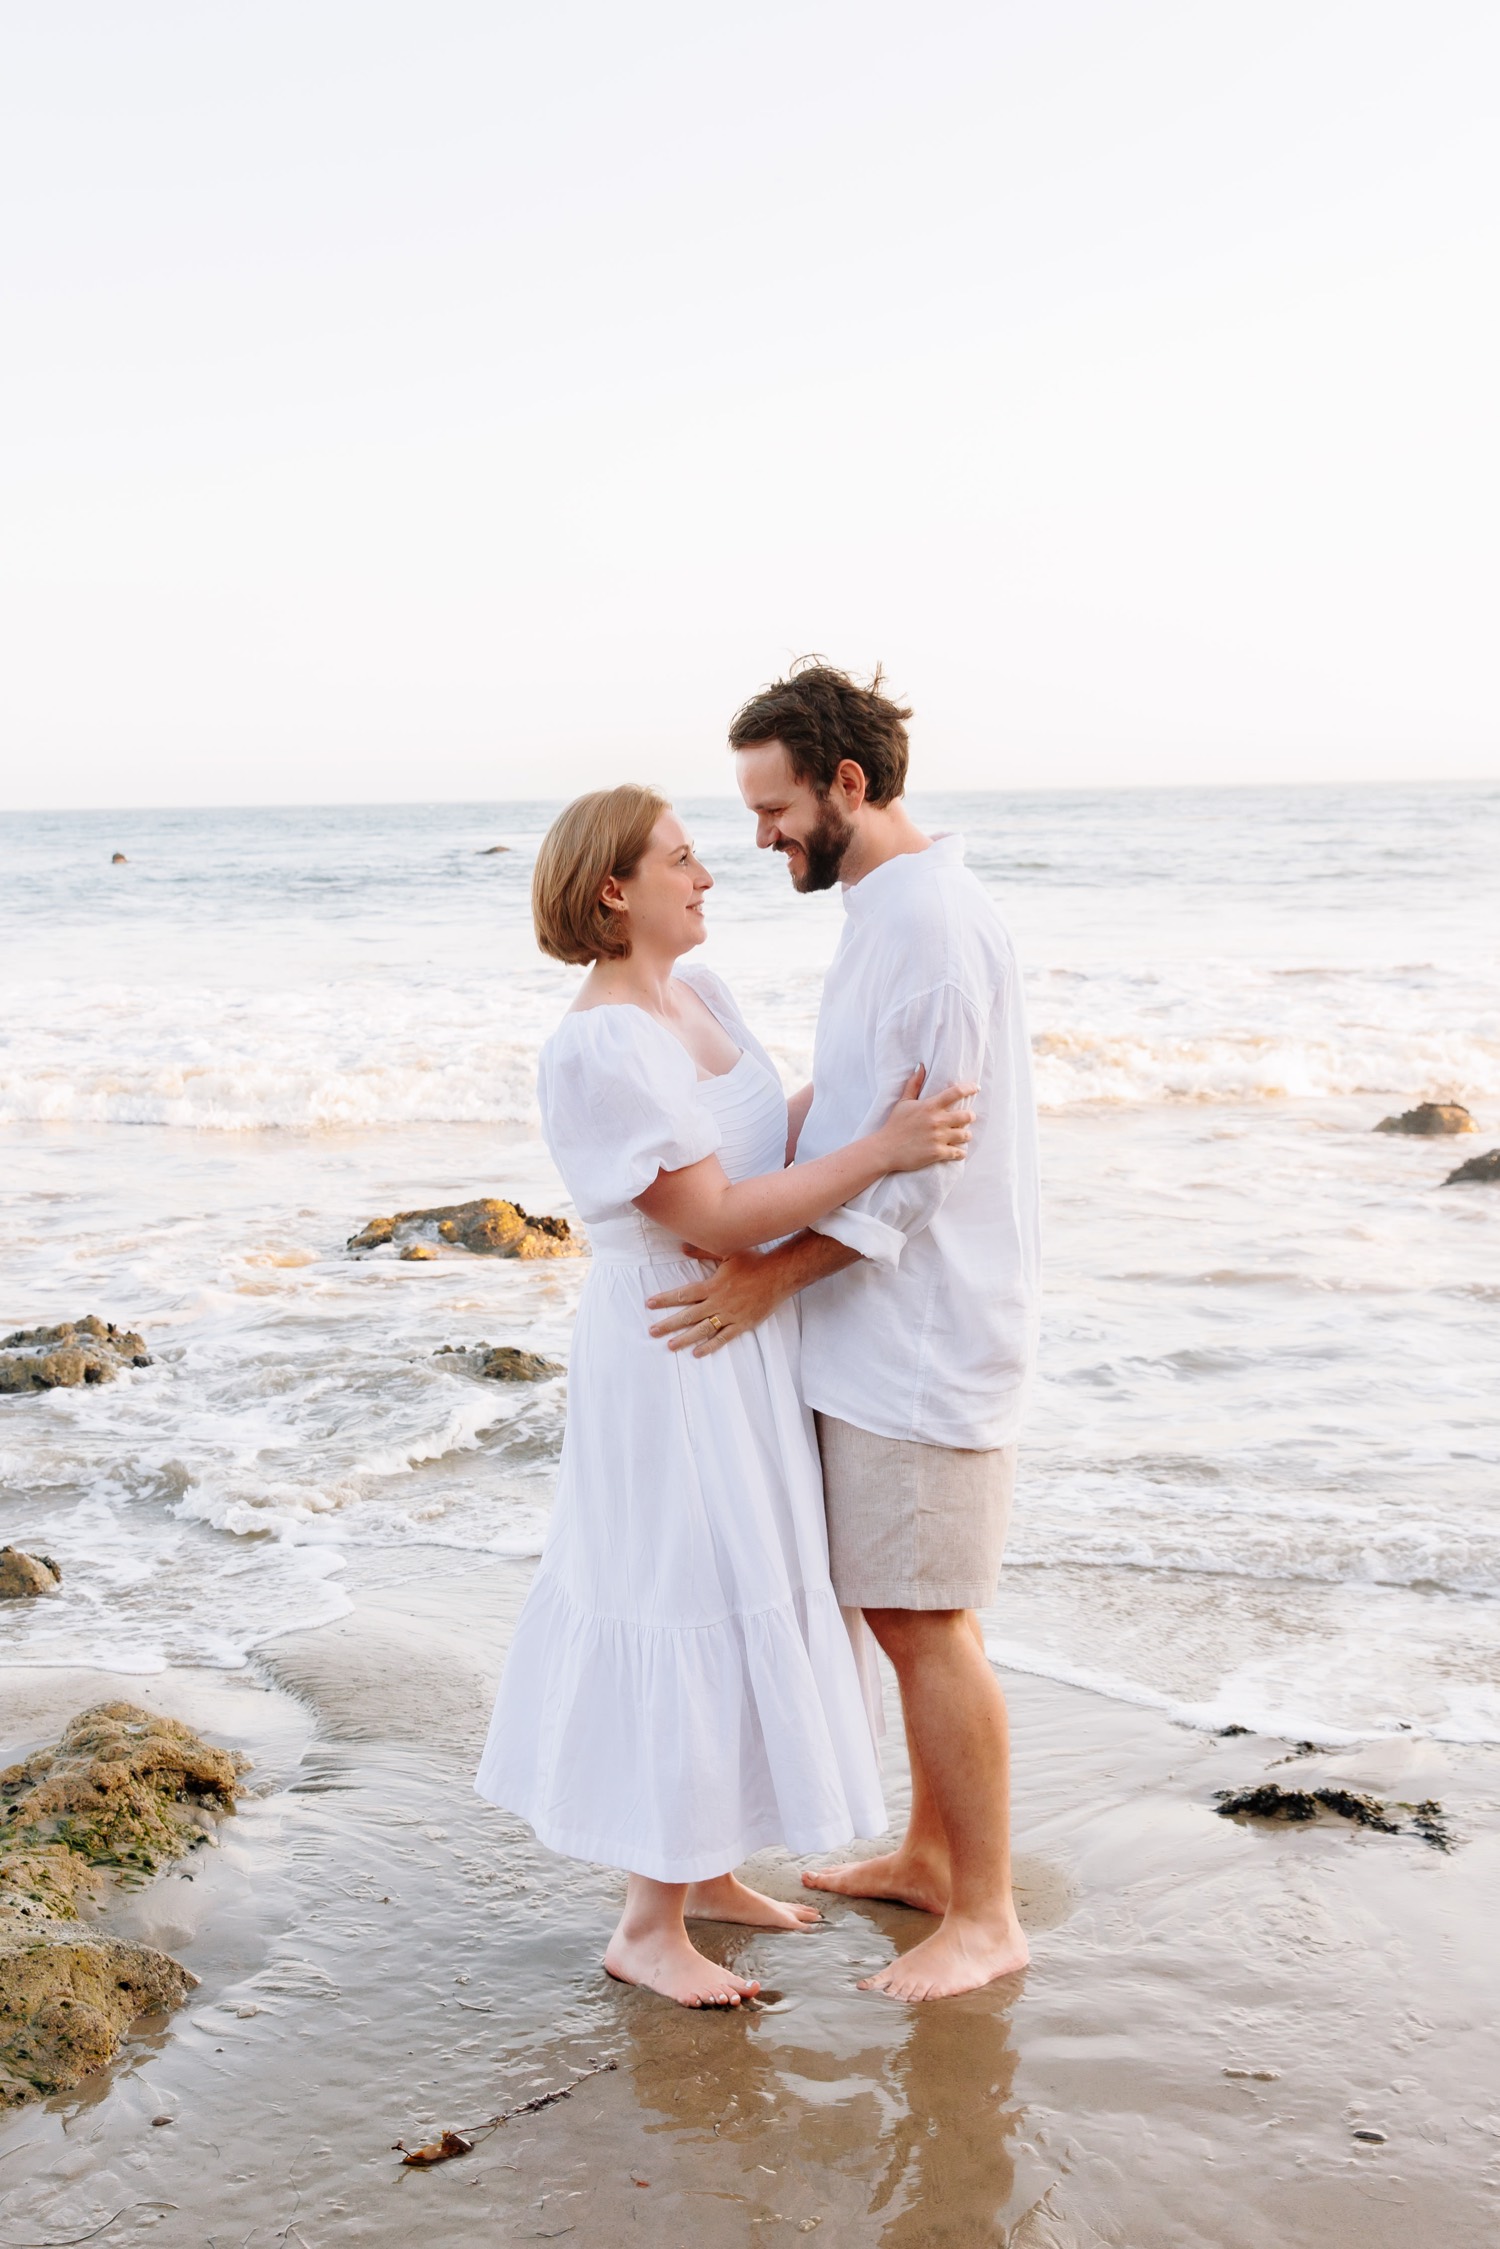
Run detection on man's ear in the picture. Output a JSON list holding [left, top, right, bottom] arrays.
[[834, 758, 869, 812]]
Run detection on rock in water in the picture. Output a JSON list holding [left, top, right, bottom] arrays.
[[0, 1703, 246, 1881], [0, 1928, 195, 2109], [347, 1198, 579, 1258], [0, 1549, 62, 1600], [476, 843, 510, 854], [1444, 1147, 1500, 1186], [0, 1703, 247, 2107], [111, 851, 128, 863], [0, 1317, 152, 1394], [435, 1343, 564, 1383], [1375, 1102, 1476, 1136]]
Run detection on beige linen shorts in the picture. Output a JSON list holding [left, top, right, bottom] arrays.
[[814, 1412, 1016, 1611]]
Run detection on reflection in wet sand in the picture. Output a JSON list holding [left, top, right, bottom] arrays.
[[3, 1568, 1497, 2248], [620, 1905, 1023, 2241], [870, 1986, 1021, 2242]]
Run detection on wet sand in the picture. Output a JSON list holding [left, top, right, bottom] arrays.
[[1, 1557, 1497, 2247]]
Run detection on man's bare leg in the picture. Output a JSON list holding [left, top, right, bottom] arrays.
[[819, 1608, 1027, 1999], [802, 1697, 950, 1914], [802, 1611, 991, 1916]]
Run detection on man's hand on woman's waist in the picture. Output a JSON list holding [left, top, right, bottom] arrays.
[[646, 1231, 860, 1356]]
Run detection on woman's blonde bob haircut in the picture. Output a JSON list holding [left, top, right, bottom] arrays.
[[532, 784, 669, 965]]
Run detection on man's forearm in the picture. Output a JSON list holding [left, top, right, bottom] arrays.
[[763, 1227, 861, 1302]]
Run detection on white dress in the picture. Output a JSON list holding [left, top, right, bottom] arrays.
[[474, 965, 887, 1883]]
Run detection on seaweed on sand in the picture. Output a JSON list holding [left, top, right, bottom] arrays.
[[1212, 1782, 1437, 1841]]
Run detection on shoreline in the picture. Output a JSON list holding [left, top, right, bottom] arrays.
[[1, 1554, 1496, 2245]]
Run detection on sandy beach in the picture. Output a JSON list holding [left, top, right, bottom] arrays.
[[1, 1553, 1496, 2247], [4, 790, 1497, 2242], [7, 0, 1500, 2229]]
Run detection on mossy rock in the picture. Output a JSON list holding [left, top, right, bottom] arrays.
[[0, 1922, 196, 2108], [0, 1703, 246, 1889], [0, 1703, 242, 2107]]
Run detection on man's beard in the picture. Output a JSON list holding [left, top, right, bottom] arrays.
[[777, 794, 854, 892]]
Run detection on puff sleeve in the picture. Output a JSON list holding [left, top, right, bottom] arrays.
[[537, 1008, 722, 1223]]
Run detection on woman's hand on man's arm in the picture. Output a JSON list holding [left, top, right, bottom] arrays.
[[646, 1231, 860, 1356]]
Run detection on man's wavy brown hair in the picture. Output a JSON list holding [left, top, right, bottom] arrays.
[[727, 657, 911, 806]]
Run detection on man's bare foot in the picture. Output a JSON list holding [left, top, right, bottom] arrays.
[[603, 1924, 761, 2008], [859, 1912, 1029, 2001], [685, 1874, 823, 1929], [801, 1849, 950, 1917]]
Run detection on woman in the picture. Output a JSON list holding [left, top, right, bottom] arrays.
[[475, 785, 973, 2008]]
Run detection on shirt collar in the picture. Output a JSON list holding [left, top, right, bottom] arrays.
[[841, 833, 964, 917]]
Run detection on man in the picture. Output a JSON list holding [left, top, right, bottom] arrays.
[[647, 659, 1041, 2001]]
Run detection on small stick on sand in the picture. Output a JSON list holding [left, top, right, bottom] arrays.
[[394, 2057, 620, 2165]]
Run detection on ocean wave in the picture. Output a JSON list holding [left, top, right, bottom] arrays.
[[0, 1078, 540, 1133], [985, 1634, 1500, 1745], [0, 977, 556, 1132], [2, 997, 1498, 1128], [1028, 1020, 1500, 1109], [0, 1050, 544, 1132]]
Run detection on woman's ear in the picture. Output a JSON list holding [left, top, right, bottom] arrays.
[[599, 873, 628, 919]]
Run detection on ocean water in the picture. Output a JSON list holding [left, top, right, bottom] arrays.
[[2, 786, 1497, 1743]]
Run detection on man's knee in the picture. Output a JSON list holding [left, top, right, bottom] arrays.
[[863, 1606, 971, 1665]]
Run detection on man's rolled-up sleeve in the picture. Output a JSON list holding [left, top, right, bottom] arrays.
[[810, 980, 988, 1269]]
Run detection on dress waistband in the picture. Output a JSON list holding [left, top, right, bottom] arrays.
[[586, 1218, 710, 1267]]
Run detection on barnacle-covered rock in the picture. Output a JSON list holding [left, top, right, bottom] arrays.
[[0, 1317, 151, 1394], [0, 1925, 196, 2109], [347, 1198, 579, 1259], [0, 1703, 245, 2106], [1444, 1147, 1500, 1186], [1375, 1102, 1475, 1137], [0, 1549, 62, 1599], [435, 1343, 564, 1383]]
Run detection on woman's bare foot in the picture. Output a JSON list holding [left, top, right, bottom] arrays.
[[604, 1922, 761, 2007], [604, 1872, 762, 2007], [801, 1848, 950, 1917], [685, 1874, 822, 1929], [859, 1910, 1029, 2001]]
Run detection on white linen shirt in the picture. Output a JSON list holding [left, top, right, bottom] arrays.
[[797, 835, 1040, 1451]]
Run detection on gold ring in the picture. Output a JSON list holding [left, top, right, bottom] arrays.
[[707, 1315, 725, 1333]]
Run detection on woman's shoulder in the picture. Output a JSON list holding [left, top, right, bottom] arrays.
[[540, 1001, 697, 1088], [537, 998, 720, 1200]]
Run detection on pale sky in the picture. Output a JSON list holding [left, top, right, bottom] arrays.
[[2, 1, 1497, 808]]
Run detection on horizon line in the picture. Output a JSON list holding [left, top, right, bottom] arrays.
[[5, 773, 1499, 819]]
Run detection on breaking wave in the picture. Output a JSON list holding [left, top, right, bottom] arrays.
[[3, 960, 1498, 1129]]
